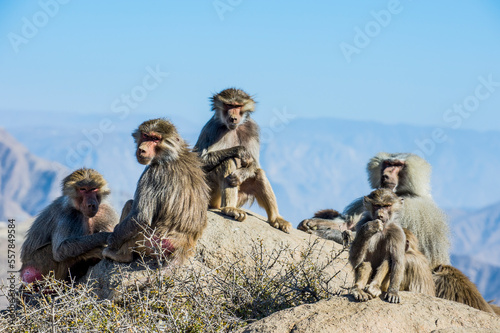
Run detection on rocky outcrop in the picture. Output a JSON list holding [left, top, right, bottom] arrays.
[[80, 210, 500, 332], [80, 209, 350, 299], [238, 293, 500, 333]]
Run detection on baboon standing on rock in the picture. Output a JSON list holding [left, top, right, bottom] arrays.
[[194, 88, 291, 233], [104, 118, 209, 264], [20, 168, 118, 282], [299, 152, 450, 267]]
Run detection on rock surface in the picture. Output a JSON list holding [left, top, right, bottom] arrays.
[[238, 293, 500, 333], [80, 210, 500, 332], [81, 209, 350, 299]]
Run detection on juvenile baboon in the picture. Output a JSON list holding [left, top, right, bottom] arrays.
[[103, 118, 209, 264], [400, 229, 435, 296], [354, 227, 435, 301], [349, 189, 406, 304], [433, 265, 495, 314], [194, 88, 291, 233], [20, 168, 118, 282], [299, 152, 450, 267]]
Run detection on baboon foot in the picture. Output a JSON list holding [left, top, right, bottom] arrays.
[[297, 218, 342, 233], [221, 207, 247, 222], [365, 284, 382, 298], [384, 289, 401, 303], [351, 287, 373, 302], [102, 247, 134, 263], [269, 216, 292, 233]]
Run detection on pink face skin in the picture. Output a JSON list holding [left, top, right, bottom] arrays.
[[136, 132, 161, 165], [75, 187, 100, 217], [381, 160, 405, 191], [223, 103, 244, 130]]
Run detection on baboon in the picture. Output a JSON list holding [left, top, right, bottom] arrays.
[[433, 265, 495, 314], [488, 301, 500, 315], [20, 168, 118, 282], [349, 189, 406, 304], [299, 152, 450, 267], [400, 229, 435, 296], [194, 88, 291, 233], [103, 118, 209, 264], [363, 228, 435, 298]]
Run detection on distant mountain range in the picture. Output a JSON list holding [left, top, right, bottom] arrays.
[[0, 128, 68, 221]]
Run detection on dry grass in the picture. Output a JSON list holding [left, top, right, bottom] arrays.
[[0, 238, 348, 332]]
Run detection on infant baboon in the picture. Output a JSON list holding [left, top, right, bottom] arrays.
[[349, 189, 405, 303]]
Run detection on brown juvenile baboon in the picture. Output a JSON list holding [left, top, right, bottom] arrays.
[[103, 118, 209, 264], [349, 189, 406, 304], [433, 264, 495, 314], [299, 152, 450, 267], [363, 228, 435, 298], [194, 88, 291, 233], [20, 168, 118, 282]]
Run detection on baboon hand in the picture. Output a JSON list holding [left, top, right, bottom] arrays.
[[269, 216, 292, 233], [351, 287, 373, 302], [226, 171, 243, 187], [384, 288, 400, 303], [342, 230, 354, 246], [365, 284, 382, 298], [364, 219, 383, 234], [297, 219, 338, 233], [234, 146, 253, 167]]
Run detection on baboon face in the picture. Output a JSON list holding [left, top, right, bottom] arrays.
[[364, 189, 402, 223], [370, 203, 394, 223], [222, 103, 244, 130], [381, 160, 405, 191], [75, 186, 101, 217], [136, 131, 162, 165]]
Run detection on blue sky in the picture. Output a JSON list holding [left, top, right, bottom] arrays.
[[1, 0, 499, 131]]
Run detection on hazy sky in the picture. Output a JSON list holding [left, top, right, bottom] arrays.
[[1, 0, 499, 131]]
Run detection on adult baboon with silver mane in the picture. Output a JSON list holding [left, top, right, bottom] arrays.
[[299, 152, 450, 267]]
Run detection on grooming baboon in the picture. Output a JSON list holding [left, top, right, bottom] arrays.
[[20, 168, 118, 282], [194, 88, 291, 233], [349, 189, 406, 304], [103, 118, 209, 264], [433, 265, 495, 314], [299, 152, 450, 267]]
